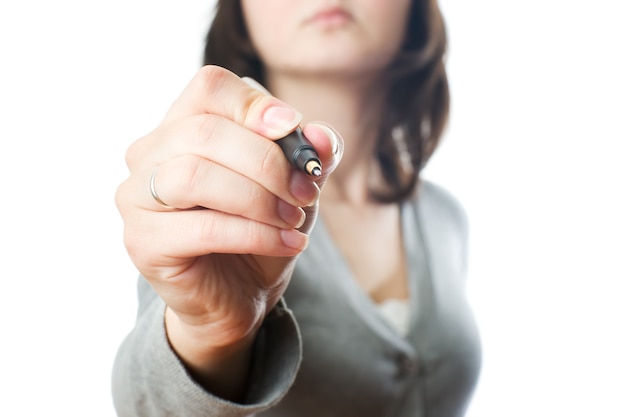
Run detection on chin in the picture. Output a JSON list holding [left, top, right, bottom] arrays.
[[304, 59, 388, 78], [265, 41, 393, 78]]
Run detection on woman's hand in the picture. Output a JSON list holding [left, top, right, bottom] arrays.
[[115, 65, 342, 398]]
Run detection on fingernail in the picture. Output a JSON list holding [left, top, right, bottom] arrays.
[[295, 210, 306, 229], [290, 173, 320, 207], [263, 106, 303, 133], [280, 229, 309, 251], [277, 200, 306, 228], [311, 122, 341, 155]]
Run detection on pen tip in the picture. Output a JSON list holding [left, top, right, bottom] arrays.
[[305, 160, 322, 177]]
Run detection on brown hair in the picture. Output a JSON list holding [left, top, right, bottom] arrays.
[[204, 0, 449, 203]]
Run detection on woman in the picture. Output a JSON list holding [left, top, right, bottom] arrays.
[[112, 0, 481, 416]]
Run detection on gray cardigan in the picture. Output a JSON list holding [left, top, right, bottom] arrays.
[[112, 181, 482, 416]]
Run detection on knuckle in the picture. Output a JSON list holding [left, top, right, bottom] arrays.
[[258, 142, 283, 182], [122, 228, 140, 260], [121, 220, 146, 266], [197, 214, 267, 251], [242, 183, 273, 220], [124, 131, 158, 171], [195, 213, 220, 244], [195, 64, 272, 130], [124, 137, 144, 169], [191, 114, 220, 149], [114, 180, 130, 212], [196, 65, 232, 98], [237, 91, 266, 126], [241, 222, 266, 248], [175, 155, 205, 196]]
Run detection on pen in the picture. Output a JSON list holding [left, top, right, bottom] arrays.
[[276, 126, 322, 177]]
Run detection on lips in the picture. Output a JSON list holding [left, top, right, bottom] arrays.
[[307, 6, 352, 28]]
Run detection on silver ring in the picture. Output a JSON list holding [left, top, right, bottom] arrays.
[[149, 167, 175, 209]]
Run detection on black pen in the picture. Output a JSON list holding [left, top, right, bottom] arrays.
[[276, 126, 322, 177]]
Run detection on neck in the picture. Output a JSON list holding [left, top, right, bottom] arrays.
[[266, 71, 388, 204]]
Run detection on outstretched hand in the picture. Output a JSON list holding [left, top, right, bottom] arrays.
[[115, 65, 342, 398]]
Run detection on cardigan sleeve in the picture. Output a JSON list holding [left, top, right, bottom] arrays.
[[111, 277, 302, 417]]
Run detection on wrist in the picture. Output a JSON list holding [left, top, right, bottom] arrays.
[[165, 306, 258, 401]]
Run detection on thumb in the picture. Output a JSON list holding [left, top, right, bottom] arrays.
[[297, 122, 344, 234], [301, 122, 343, 189], [239, 76, 344, 234]]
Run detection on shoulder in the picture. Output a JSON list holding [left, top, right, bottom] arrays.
[[415, 180, 469, 235], [413, 180, 471, 277]]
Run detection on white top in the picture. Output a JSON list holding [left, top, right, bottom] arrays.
[[376, 298, 411, 337]]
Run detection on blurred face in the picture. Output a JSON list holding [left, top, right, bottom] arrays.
[[241, 0, 412, 77]]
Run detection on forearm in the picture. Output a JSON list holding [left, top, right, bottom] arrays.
[[112, 296, 225, 417], [112, 278, 302, 417]]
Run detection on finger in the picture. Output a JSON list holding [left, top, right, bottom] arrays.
[[302, 122, 344, 187], [120, 156, 306, 230], [163, 65, 302, 139], [241, 77, 271, 95], [237, 76, 342, 179], [124, 209, 309, 264], [297, 122, 344, 234], [126, 115, 321, 208]]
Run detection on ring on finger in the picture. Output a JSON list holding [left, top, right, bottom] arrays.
[[149, 166, 175, 209]]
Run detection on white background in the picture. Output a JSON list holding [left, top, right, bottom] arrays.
[[1, 1, 624, 416]]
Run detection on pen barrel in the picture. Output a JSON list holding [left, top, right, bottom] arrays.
[[276, 127, 321, 175]]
